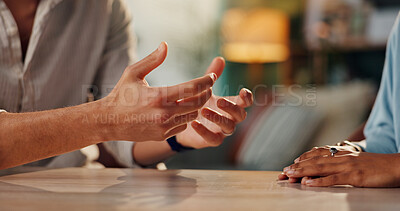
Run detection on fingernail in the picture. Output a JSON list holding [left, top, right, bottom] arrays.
[[242, 89, 248, 97], [192, 121, 199, 128], [158, 42, 165, 51], [294, 158, 300, 163], [286, 170, 295, 176], [210, 73, 217, 82], [306, 180, 314, 185], [283, 167, 290, 172]]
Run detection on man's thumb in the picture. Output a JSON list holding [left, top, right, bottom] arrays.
[[128, 42, 168, 80]]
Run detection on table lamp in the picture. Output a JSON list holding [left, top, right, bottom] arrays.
[[221, 8, 290, 87]]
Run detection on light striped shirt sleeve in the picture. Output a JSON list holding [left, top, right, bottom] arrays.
[[95, 0, 138, 168]]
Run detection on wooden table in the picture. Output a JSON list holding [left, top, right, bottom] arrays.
[[0, 167, 399, 211]]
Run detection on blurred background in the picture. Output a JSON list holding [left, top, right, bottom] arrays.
[[125, 0, 400, 171]]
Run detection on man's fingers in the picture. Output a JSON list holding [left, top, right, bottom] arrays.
[[205, 57, 226, 78], [225, 88, 254, 108], [191, 120, 224, 147], [305, 173, 350, 187], [164, 111, 199, 129], [201, 107, 236, 135], [164, 124, 188, 139], [166, 73, 216, 102], [172, 88, 212, 114], [217, 98, 246, 122], [128, 42, 168, 80]]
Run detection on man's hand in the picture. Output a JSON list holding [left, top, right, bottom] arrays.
[[98, 42, 216, 142], [176, 57, 254, 149], [279, 146, 400, 188]]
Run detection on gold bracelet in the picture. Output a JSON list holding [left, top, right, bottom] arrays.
[[336, 140, 362, 152]]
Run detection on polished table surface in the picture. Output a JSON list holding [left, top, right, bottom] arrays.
[[0, 167, 399, 211]]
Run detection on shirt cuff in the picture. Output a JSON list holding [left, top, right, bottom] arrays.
[[102, 141, 137, 168], [352, 140, 367, 152], [0, 109, 7, 113]]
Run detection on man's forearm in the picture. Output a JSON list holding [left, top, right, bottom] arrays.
[[0, 102, 107, 169]]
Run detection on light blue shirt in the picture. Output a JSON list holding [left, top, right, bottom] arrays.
[[364, 14, 400, 153]]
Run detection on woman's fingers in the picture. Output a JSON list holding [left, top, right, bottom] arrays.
[[172, 88, 212, 114], [288, 177, 301, 183], [225, 88, 253, 108], [201, 107, 236, 135], [191, 120, 224, 147], [294, 147, 329, 163], [217, 98, 246, 122], [278, 172, 288, 180], [278, 173, 301, 183], [204, 57, 226, 78], [287, 154, 353, 172], [164, 124, 188, 139], [285, 162, 347, 178], [166, 73, 216, 102], [304, 173, 350, 187]]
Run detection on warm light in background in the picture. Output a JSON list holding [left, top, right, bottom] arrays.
[[221, 8, 290, 64]]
